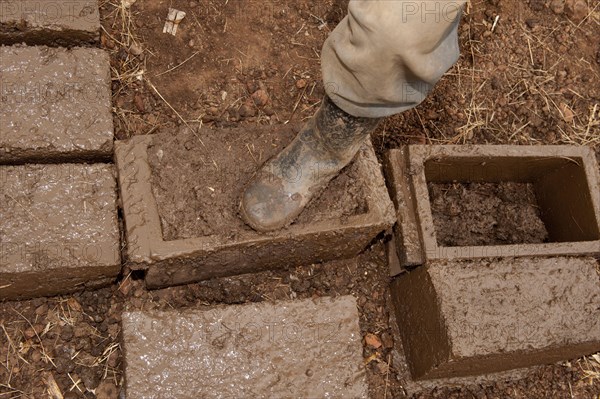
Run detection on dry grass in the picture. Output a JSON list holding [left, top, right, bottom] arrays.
[[99, 0, 158, 138], [430, 1, 600, 150], [0, 298, 121, 398], [578, 353, 600, 384]]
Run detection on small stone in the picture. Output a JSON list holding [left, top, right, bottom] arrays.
[[80, 367, 102, 390], [559, 103, 575, 123], [129, 43, 143, 56], [61, 325, 74, 341], [108, 351, 119, 368], [525, 19, 539, 29], [381, 332, 394, 349], [55, 356, 74, 374], [133, 93, 146, 113], [251, 89, 269, 107], [375, 361, 389, 374], [35, 303, 49, 316], [529, 0, 545, 11], [24, 327, 36, 339], [75, 337, 91, 351], [550, 0, 565, 14], [119, 277, 132, 296], [291, 278, 311, 293], [74, 323, 92, 338], [364, 333, 382, 349], [30, 350, 42, 363], [296, 79, 307, 89], [95, 380, 119, 399], [67, 298, 82, 313], [239, 102, 257, 117], [565, 0, 588, 21]]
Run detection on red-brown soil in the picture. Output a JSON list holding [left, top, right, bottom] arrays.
[[1, 0, 599, 398]]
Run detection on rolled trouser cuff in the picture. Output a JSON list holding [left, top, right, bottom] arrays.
[[321, 0, 465, 118]]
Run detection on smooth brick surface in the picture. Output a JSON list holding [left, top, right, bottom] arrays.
[[115, 126, 395, 289], [0, 45, 113, 163], [0, 1, 100, 45], [391, 256, 600, 380], [122, 296, 368, 398], [0, 163, 121, 299]]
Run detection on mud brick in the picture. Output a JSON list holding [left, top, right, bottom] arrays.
[[0, 45, 113, 163], [0, 1, 100, 46], [122, 296, 367, 398], [0, 163, 121, 300], [391, 256, 600, 380], [390, 145, 600, 262], [114, 125, 395, 289]]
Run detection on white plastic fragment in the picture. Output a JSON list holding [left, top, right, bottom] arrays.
[[122, 0, 137, 8], [163, 8, 187, 36]]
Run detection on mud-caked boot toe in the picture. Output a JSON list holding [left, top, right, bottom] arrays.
[[240, 176, 304, 232], [240, 96, 381, 232]]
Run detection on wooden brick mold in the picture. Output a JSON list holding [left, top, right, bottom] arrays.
[[115, 131, 395, 289], [385, 145, 600, 264]]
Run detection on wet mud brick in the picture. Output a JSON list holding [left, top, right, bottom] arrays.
[[392, 256, 600, 380], [387, 145, 600, 262], [0, 1, 100, 46], [0, 45, 113, 163], [114, 126, 395, 289], [0, 164, 121, 300], [122, 296, 367, 398]]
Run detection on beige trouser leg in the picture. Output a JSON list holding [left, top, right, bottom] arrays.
[[321, 0, 466, 118]]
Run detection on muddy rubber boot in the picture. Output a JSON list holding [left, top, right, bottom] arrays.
[[240, 96, 381, 232]]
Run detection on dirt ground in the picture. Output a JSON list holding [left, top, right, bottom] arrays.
[[1, 0, 599, 398]]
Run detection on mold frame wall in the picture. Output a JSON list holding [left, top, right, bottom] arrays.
[[406, 145, 600, 261], [114, 135, 396, 288]]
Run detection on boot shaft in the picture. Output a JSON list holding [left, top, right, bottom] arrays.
[[315, 96, 381, 155]]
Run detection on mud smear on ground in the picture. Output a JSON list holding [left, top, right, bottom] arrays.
[[148, 125, 367, 241], [428, 182, 549, 247]]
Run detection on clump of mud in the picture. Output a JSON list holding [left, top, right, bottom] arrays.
[[428, 182, 549, 246]]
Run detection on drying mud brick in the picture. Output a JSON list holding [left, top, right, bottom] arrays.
[[114, 125, 395, 289], [0, 45, 113, 163], [396, 145, 600, 262], [122, 296, 368, 398], [0, 1, 100, 46], [0, 164, 121, 300], [391, 256, 600, 380]]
